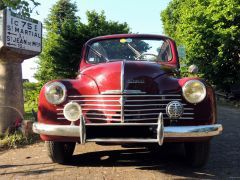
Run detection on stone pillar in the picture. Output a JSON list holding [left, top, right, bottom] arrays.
[[0, 60, 24, 134]]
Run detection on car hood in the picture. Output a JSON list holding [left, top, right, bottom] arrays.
[[80, 61, 177, 94]]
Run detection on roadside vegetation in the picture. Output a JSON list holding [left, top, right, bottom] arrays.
[[0, 130, 39, 150], [161, 0, 240, 94]]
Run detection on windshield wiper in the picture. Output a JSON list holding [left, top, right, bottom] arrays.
[[88, 45, 108, 61], [127, 43, 141, 57]]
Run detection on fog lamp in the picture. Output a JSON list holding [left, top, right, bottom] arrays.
[[63, 102, 82, 122]]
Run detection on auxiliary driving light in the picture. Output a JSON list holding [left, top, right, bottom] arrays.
[[63, 102, 82, 122]]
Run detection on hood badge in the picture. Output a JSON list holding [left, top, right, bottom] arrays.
[[128, 79, 145, 84]]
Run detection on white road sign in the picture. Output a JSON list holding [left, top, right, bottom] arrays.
[[4, 9, 42, 52]]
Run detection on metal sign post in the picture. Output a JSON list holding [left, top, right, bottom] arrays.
[[0, 9, 42, 134]]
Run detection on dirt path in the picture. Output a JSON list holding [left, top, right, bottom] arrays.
[[0, 104, 239, 179]]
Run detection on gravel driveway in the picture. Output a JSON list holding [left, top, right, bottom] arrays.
[[0, 104, 239, 179]]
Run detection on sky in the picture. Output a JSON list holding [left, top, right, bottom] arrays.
[[22, 0, 171, 82]]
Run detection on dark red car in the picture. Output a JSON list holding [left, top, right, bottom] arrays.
[[33, 34, 223, 167]]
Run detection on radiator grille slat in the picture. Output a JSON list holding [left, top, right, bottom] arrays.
[[57, 94, 194, 123]]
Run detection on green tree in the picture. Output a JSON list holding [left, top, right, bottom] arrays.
[[35, 0, 130, 83], [0, 0, 40, 16], [161, 0, 240, 91]]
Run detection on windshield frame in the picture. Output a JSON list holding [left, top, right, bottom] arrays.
[[80, 34, 179, 69], [85, 37, 173, 64]]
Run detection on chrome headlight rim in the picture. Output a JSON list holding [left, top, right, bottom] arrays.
[[182, 80, 206, 104], [44, 82, 67, 105], [63, 102, 82, 122]]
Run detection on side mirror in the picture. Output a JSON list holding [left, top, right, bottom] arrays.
[[188, 64, 199, 74]]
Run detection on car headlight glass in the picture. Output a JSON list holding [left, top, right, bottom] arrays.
[[63, 102, 82, 121], [45, 82, 66, 105], [182, 80, 206, 104]]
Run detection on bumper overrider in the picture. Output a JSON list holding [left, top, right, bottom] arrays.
[[33, 113, 223, 145]]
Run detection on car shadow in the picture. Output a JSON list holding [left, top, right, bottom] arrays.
[[69, 143, 217, 179]]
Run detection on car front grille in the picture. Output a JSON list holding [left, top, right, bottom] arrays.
[[56, 94, 194, 123]]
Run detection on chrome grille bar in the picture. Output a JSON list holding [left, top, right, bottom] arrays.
[[57, 94, 194, 122]]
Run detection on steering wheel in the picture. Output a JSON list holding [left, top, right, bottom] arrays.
[[136, 53, 158, 60]]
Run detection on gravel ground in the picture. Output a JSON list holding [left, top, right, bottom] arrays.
[[0, 104, 239, 179]]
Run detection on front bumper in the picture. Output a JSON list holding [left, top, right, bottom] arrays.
[[33, 114, 223, 145]]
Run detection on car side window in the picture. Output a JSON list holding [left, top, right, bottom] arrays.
[[157, 40, 172, 62]]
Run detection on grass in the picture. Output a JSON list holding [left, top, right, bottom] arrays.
[[0, 129, 40, 150]]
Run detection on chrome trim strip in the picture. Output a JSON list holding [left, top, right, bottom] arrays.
[[68, 94, 181, 98], [125, 99, 182, 102], [70, 99, 120, 102], [101, 90, 122, 95], [80, 104, 121, 107], [82, 109, 121, 112], [124, 108, 166, 111], [124, 118, 161, 121], [123, 103, 187, 107], [101, 90, 147, 95], [124, 113, 160, 116], [33, 123, 223, 139], [85, 123, 158, 126], [57, 116, 194, 121], [84, 117, 121, 121], [58, 108, 193, 112], [86, 113, 121, 116], [123, 90, 146, 94]]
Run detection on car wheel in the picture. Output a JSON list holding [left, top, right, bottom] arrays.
[[184, 141, 210, 168], [46, 141, 76, 164]]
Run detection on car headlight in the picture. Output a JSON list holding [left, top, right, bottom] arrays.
[[45, 82, 66, 105], [63, 102, 82, 122], [182, 80, 206, 104]]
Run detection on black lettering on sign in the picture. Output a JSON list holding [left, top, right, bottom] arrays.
[[21, 21, 26, 28], [34, 24, 37, 31], [14, 20, 18, 26], [6, 36, 10, 42], [27, 23, 32, 30], [15, 27, 19, 33], [7, 25, 11, 31]]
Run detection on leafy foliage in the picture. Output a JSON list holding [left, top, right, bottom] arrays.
[[161, 0, 240, 91], [35, 0, 130, 83], [23, 81, 42, 114], [0, 0, 40, 17]]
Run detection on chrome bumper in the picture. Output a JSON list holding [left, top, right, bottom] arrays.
[[33, 115, 223, 145]]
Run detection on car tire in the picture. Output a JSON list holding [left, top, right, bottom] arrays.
[[184, 141, 210, 168], [46, 141, 76, 164]]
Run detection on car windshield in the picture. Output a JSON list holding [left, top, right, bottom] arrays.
[[86, 38, 172, 64]]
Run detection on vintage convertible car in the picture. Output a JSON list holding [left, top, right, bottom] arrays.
[[33, 34, 223, 167]]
